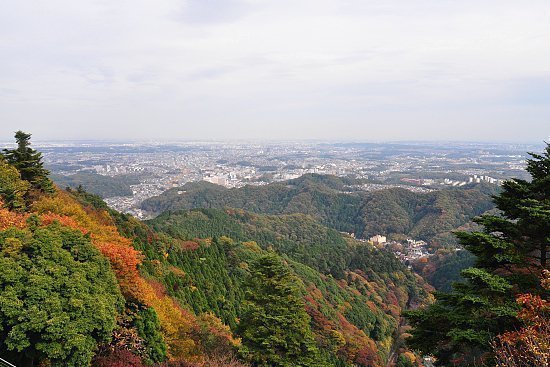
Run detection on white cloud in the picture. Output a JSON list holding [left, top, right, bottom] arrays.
[[0, 0, 549, 141]]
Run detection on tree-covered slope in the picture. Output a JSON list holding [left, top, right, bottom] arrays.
[[1, 161, 430, 366], [141, 174, 497, 245], [1, 133, 241, 366], [51, 172, 140, 198], [129, 207, 432, 366]]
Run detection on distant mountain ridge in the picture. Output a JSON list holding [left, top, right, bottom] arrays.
[[51, 172, 140, 198], [142, 174, 498, 245]]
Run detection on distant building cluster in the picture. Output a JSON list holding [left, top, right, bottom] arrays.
[[402, 174, 503, 188], [368, 235, 431, 265], [442, 174, 503, 187]]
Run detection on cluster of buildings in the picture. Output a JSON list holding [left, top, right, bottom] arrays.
[[442, 174, 503, 187], [369, 235, 432, 264], [402, 174, 503, 188]]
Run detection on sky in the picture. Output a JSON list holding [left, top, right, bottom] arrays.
[[1, 0, 549, 142]]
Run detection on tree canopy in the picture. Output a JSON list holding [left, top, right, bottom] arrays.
[[0, 157, 30, 210], [237, 254, 325, 367], [0, 223, 123, 367], [2, 131, 54, 193], [406, 143, 550, 366]]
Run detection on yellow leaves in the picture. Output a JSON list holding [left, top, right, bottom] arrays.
[[140, 278, 201, 361], [403, 351, 416, 363], [242, 241, 261, 253]]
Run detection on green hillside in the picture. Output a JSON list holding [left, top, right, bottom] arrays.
[[112, 205, 431, 366], [142, 174, 498, 245], [51, 172, 140, 198]]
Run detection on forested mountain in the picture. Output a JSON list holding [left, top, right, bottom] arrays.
[[118, 205, 432, 366], [5, 132, 540, 367], [50, 172, 140, 198], [141, 174, 498, 246], [1, 133, 431, 367]]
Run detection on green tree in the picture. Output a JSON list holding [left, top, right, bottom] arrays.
[[0, 157, 30, 210], [2, 131, 54, 193], [238, 254, 325, 367], [406, 144, 550, 366], [134, 307, 167, 363], [0, 223, 123, 367]]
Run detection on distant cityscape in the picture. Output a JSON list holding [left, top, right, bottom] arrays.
[[7, 140, 535, 218]]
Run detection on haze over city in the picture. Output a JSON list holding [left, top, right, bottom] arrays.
[[1, 0, 549, 142]]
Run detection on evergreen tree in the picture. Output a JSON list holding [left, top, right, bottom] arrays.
[[406, 144, 550, 366], [2, 131, 54, 193], [238, 253, 325, 367], [134, 307, 167, 363]]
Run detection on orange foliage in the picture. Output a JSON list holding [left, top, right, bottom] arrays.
[[0, 204, 28, 230], [335, 313, 382, 367], [31, 191, 202, 361], [140, 278, 200, 361], [493, 270, 550, 367], [95, 241, 143, 298], [40, 213, 87, 234]]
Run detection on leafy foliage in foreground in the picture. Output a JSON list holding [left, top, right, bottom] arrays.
[[492, 270, 549, 367], [1, 133, 239, 366], [0, 223, 123, 366]]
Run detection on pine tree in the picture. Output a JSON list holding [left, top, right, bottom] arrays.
[[2, 131, 54, 193], [406, 143, 550, 366], [238, 253, 326, 367]]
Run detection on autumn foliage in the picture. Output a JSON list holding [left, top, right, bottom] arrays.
[[28, 190, 204, 362], [0, 202, 27, 230], [492, 270, 550, 367]]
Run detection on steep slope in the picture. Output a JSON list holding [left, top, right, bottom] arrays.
[[0, 156, 239, 366], [142, 174, 497, 245], [135, 207, 432, 366], [1, 147, 431, 367]]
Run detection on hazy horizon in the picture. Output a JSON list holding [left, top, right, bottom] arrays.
[[1, 1, 549, 142], [0, 137, 545, 148]]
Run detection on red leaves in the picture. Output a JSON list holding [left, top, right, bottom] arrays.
[[175, 239, 200, 251], [493, 270, 550, 366], [0, 206, 27, 230], [95, 241, 143, 298], [40, 213, 87, 234], [93, 349, 145, 367]]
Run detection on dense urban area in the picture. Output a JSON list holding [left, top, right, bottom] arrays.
[[7, 140, 531, 220]]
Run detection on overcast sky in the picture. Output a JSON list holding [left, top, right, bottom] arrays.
[[1, 0, 549, 142]]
